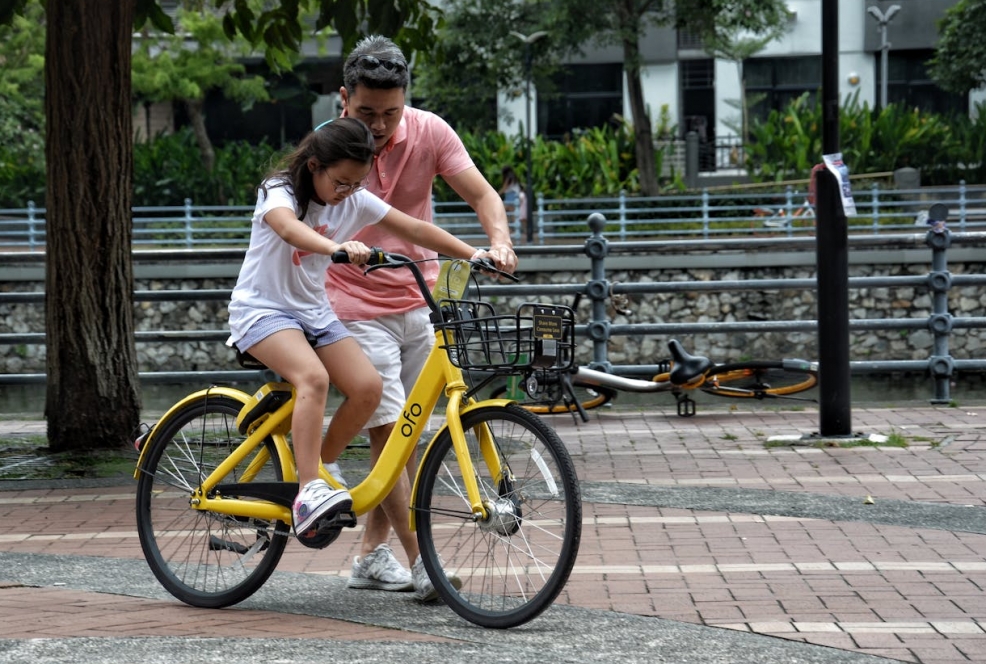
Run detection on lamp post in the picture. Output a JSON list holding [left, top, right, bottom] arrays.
[[866, 4, 900, 110], [511, 30, 547, 243]]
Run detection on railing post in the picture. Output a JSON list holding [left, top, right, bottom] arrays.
[[784, 185, 795, 237], [926, 214, 954, 404], [584, 213, 611, 372], [535, 192, 544, 245], [958, 180, 967, 232], [618, 190, 627, 242], [871, 183, 880, 232], [184, 198, 194, 249], [701, 189, 710, 238], [26, 200, 38, 251]]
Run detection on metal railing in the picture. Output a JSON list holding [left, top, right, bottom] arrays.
[[1, 221, 984, 404], [3, 183, 985, 250]]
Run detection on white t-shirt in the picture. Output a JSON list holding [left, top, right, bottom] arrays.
[[228, 181, 391, 346]]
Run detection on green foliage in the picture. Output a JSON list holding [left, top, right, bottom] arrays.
[[745, 92, 983, 185], [927, 0, 986, 95], [132, 6, 273, 107], [437, 122, 640, 202], [0, 0, 45, 172], [131, 128, 282, 207]]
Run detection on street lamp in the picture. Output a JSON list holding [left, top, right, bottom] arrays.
[[510, 30, 548, 243], [866, 4, 900, 110]]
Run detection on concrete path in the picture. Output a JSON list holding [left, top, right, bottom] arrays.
[[1, 400, 984, 663]]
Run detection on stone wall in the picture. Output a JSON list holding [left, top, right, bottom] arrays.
[[2, 260, 983, 374]]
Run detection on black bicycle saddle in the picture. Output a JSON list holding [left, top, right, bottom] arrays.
[[667, 339, 714, 385]]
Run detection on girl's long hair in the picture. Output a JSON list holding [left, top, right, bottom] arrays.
[[261, 118, 375, 219]]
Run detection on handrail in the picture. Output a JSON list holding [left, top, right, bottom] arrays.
[[3, 183, 985, 249]]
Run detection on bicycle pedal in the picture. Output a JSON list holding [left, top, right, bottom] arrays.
[[676, 395, 697, 418], [296, 510, 357, 550]]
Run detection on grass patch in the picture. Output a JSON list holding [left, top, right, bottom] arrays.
[[0, 435, 136, 480]]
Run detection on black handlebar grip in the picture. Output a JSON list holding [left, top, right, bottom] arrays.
[[330, 247, 386, 265]]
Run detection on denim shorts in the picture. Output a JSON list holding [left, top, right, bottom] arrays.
[[236, 313, 351, 353]]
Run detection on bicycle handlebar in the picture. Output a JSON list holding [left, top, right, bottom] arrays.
[[330, 248, 518, 316]]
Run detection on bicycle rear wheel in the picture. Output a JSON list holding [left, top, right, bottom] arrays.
[[702, 360, 818, 398], [414, 404, 581, 628], [135, 391, 290, 608], [490, 376, 617, 414]]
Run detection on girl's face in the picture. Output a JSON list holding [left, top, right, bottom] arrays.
[[309, 158, 372, 205]]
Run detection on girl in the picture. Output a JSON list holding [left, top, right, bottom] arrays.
[[228, 118, 489, 539]]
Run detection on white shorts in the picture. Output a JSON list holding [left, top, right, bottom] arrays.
[[341, 307, 435, 429]]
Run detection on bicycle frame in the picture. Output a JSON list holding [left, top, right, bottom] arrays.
[[134, 283, 502, 530]]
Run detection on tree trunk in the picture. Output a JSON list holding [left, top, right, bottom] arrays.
[[186, 98, 216, 173], [44, 0, 141, 452], [622, 33, 658, 196]]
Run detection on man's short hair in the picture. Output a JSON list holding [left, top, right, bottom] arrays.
[[343, 35, 410, 93]]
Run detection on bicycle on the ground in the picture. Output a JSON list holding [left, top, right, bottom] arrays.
[[133, 251, 582, 629], [752, 198, 815, 229], [488, 339, 818, 421]]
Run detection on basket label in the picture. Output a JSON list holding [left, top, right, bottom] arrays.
[[533, 306, 564, 340]]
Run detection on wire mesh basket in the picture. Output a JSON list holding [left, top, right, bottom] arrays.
[[437, 300, 576, 374]]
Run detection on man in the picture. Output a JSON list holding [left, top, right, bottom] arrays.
[[324, 35, 517, 601]]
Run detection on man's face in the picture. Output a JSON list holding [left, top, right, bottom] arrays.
[[340, 86, 406, 153]]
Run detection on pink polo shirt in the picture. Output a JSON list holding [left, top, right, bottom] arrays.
[[325, 107, 476, 320]]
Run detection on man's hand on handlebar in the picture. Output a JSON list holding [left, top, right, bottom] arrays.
[[486, 244, 517, 274], [471, 245, 517, 280]]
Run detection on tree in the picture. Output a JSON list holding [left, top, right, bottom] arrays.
[[417, 0, 788, 197], [593, 0, 789, 196], [43, 0, 141, 452], [927, 0, 986, 95], [702, 24, 789, 140], [413, 0, 569, 133], [132, 4, 275, 174], [2, 0, 442, 453]]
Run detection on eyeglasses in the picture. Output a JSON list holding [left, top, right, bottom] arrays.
[[332, 179, 366, 194], [356, 54, 407, 73]]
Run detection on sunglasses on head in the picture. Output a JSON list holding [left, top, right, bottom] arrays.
[[356, 54, 407, 73]]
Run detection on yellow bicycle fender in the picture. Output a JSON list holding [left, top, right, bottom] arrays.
[[132, 386, 252, 479], [408, 398, 515, 530]]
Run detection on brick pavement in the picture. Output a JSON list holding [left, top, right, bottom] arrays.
[[0, 401, 985, 663]]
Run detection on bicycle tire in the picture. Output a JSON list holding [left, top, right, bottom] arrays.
[[414, 403, 582, 628], [135, 392, 290, 608], [490, 378, 617, 414], [702, 360, 818, 398]]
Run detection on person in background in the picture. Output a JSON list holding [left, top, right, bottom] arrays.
[[499, 165, 527, 240], [226, 117, 489, 548], [325, 35, 517, 602]]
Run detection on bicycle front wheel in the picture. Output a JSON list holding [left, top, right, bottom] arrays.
[[702, 360, 818, 399], [414, 404, 581, 628], [135, 392, 290, 608]]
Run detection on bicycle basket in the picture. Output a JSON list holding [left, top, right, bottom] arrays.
[[438, 300, 576, 373]]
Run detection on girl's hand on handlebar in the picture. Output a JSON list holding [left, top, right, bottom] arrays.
[[334, 240, 370, 265]]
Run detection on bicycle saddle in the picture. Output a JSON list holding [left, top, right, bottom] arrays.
[[667, 339, 714, 385]]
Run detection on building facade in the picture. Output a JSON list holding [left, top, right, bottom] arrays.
[[497, 0, 985, 144]]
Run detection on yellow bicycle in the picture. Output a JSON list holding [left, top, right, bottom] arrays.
[[133, 251, 581, 629]]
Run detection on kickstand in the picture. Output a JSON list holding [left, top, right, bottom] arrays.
[[561, 372, 590, 424]]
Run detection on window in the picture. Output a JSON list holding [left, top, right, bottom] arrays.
[[744, 56, 822, 125], [880, 49, 967, 116], [539, 64, 623, 140]]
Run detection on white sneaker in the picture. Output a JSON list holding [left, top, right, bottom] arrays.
[[323, 461, 348, 488], [347, 543, 413, 591], [292, 479, 352, 537], [412, 554, 462, 602]]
